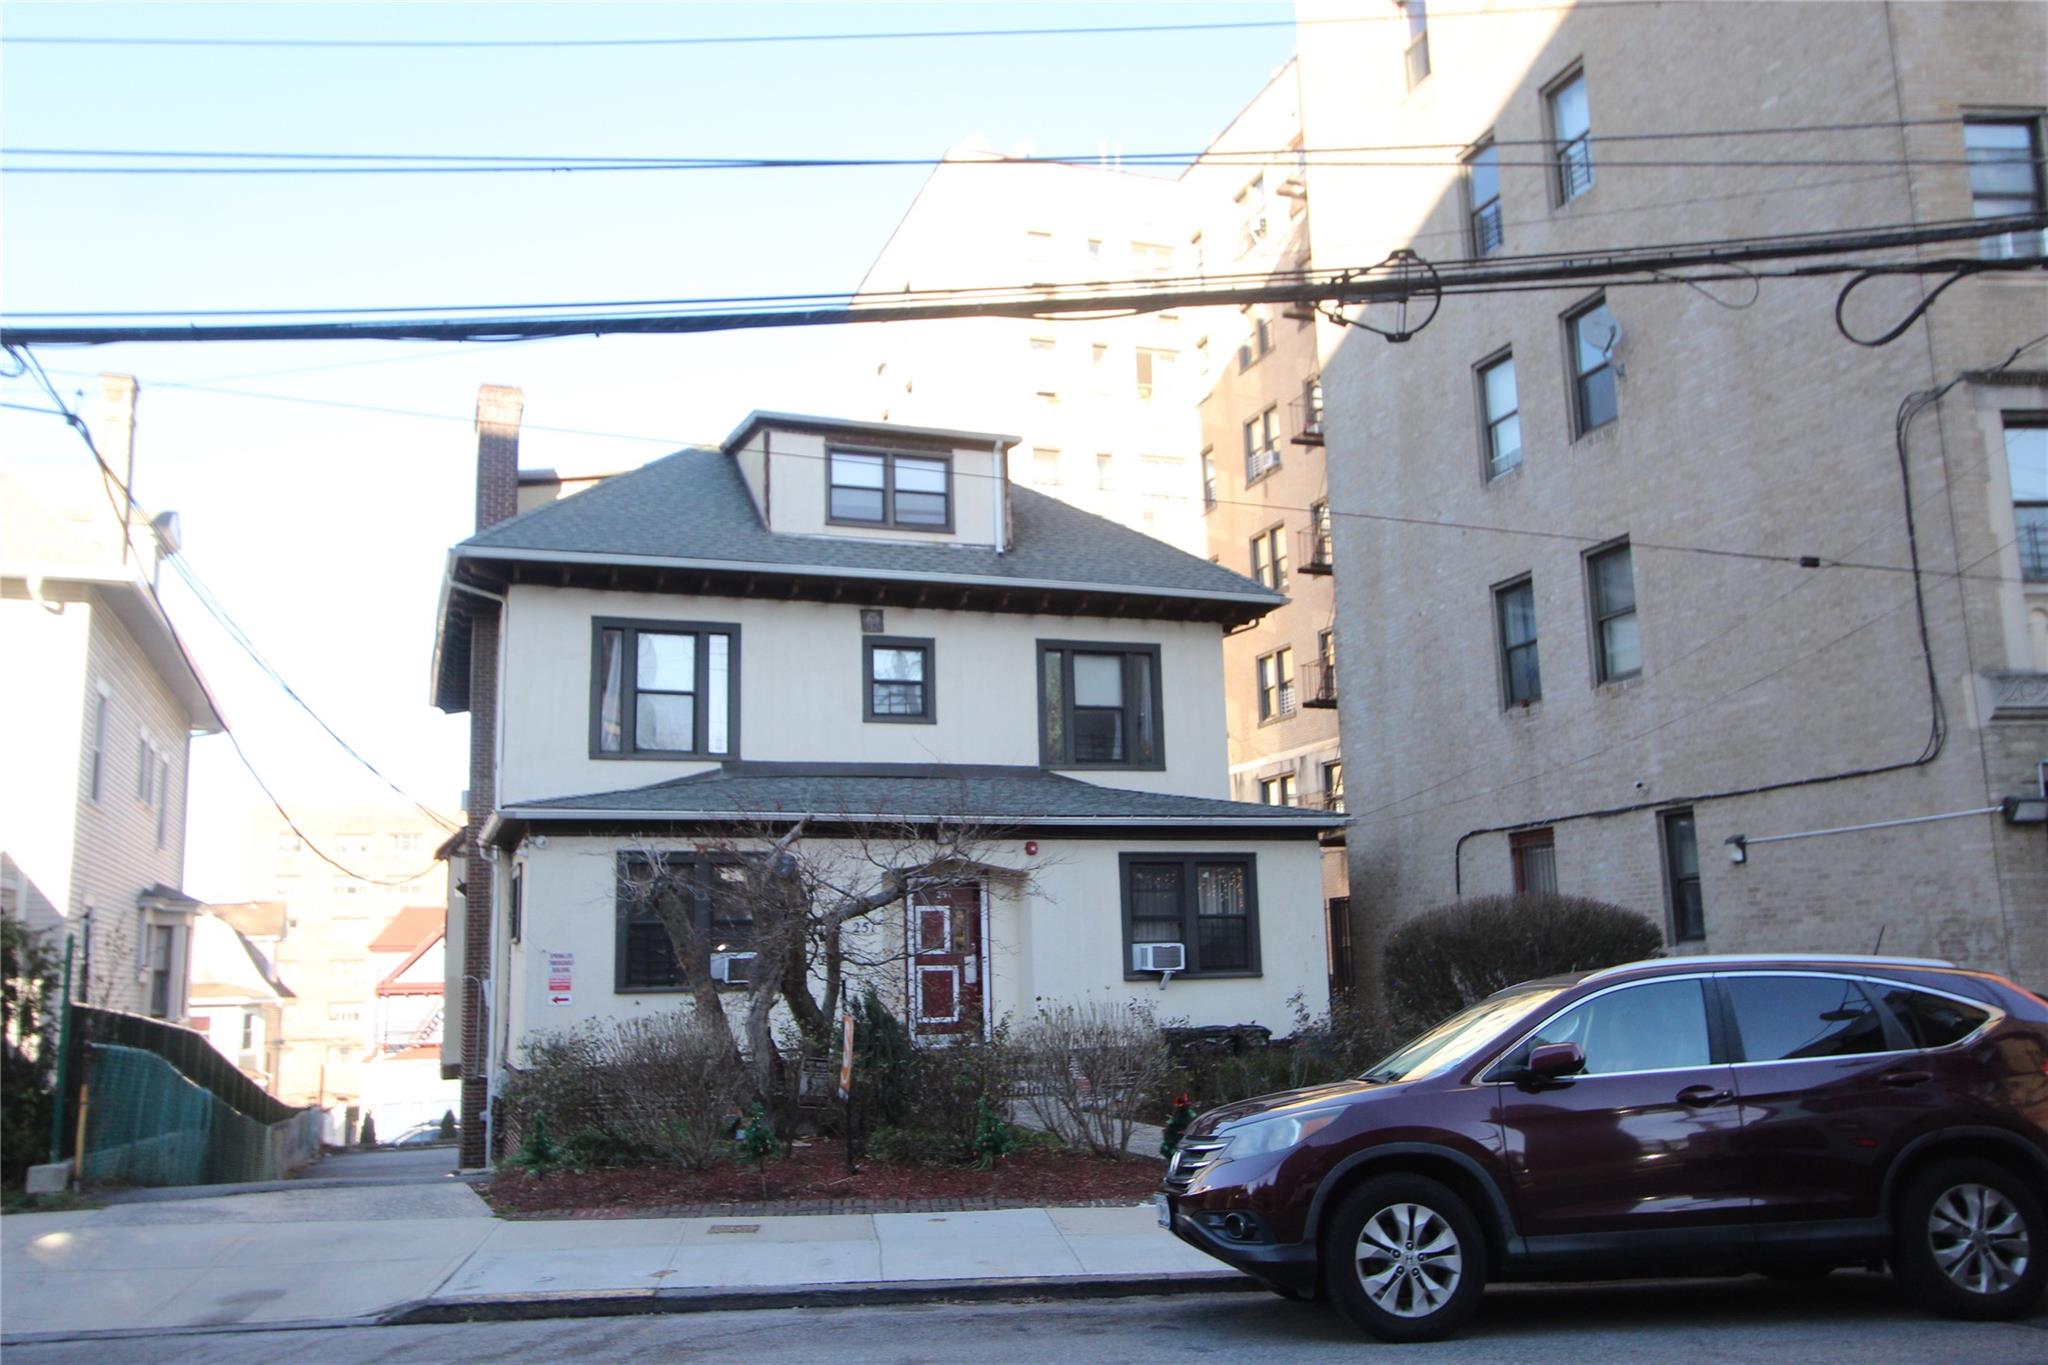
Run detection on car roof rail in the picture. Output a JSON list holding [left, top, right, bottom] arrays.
[[1581, 952, 1958, 983]]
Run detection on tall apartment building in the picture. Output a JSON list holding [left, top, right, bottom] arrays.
[[1184, 63, 1354, 984], [226, 804, 460, 1139], [1296, 0, 2047, 992], [852, 148, 1210, 555]]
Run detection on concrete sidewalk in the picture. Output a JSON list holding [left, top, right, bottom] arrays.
[[1, 1183, 1240, 1342]]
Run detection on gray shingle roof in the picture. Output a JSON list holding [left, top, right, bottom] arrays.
[[502, 763, 1341, 830], [458, 446, 1280, 607]]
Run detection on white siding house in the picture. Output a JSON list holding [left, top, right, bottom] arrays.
[[431, 401, 1337, 1163]]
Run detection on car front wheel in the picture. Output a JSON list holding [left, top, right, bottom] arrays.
[[1323, 1174, 1487, 1343], [1894, 1157, 2046, 1319]]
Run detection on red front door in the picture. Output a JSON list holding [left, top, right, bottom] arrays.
[[908, 884, 984, 1041]]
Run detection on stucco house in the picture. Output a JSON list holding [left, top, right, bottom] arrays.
[[431, 389, 1339, 1163]]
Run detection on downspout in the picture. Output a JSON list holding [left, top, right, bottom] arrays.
[[993, 440, 1008, 553]]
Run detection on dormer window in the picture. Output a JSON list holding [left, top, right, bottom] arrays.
[[828, 447, 952, 531]]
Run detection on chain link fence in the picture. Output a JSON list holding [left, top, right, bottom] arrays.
[[79, 1043, 321, 1186]]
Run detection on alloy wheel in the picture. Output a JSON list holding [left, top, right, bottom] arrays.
[[1354, 1201, 1464, 1318], [1927, 1182, 2032, 1296]]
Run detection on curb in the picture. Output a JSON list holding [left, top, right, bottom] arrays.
[[0, 1273, 1257, 1345], [381, 1271, 1261, 1326]]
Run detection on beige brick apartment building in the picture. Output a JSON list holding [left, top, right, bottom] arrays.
[[1297, 0, 2047, 992]]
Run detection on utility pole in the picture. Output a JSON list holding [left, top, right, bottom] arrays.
[[97, 375, 138, 562]]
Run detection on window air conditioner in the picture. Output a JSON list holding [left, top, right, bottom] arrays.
[[1132, 942, 1187, 974], [710, 952, 756, 985]]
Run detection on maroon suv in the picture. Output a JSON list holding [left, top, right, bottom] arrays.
[[1159, 954, 2048, 1342]]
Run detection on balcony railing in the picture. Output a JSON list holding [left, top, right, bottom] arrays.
[[1299, 524, 1333, 576], [1312, 789, 1346, 813], [1302, 660, 1337, 709], [1290, 393, 1325, 447], [2020, 508, 2048, 582]]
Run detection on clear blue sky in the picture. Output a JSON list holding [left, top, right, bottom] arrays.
[[0, 3, 1297, 897]]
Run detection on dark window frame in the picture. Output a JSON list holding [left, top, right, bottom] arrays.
[[1243, 405, 1281, 483], [1465, 137, 1502, 254], [589, 617, 742, 761], [509, 863, 524, 944], [1565, 294, 1620, 437], [1401, 0, 1431, 89], [1476, 347, 1521, 481], [614, 851, 756, 994], [1494, 575, 1542, 707], [1963, 115, 2047, 260], [1118, 852, 1262, 979], [825, 444, 957, 533], [1545, 64, 1594, 205], [1036, 639, 1167, 771], [1585, 539, 1641, 683], [863, 635, 936, 724], [1660, 807, 1703, 943], [1510, 827, 1557, 893]]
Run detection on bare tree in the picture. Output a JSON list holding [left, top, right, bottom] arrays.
[[614, 803, 1029, 1102]]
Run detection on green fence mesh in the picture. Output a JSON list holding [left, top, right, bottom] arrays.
[[80, 1044, 321, 1187]]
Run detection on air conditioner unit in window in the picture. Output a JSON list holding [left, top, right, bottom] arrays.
[[710, 952, 756, 985], [1132, 942, 1187, 974]]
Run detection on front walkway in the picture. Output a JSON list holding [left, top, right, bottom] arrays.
[[1, 1182, 1233, 1341]]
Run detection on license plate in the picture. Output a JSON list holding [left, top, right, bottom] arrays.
[[1155, 1193, 1171, 1229]]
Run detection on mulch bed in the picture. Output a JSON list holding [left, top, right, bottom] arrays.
[[483, 1142, 1163, 1220]]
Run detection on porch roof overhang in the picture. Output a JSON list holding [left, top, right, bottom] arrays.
[[481, 762, 1345, 850]]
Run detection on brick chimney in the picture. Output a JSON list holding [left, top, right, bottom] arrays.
[[475, 385, 523, 532], [459, 383, 520, 1168]]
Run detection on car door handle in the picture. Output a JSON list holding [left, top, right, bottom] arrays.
[[1676, 1085, 1734, 1108], [1882, 1070, 1933, 1088]]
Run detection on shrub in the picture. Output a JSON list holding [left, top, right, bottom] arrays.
[[850, 989, 918, 1136], [499, 1010, 752, 1171], [865, 1125, 962, 1166], [357, 1114, 377, 1147], [905, 1023, 1014, 1157], [1014, 999, 1173, 1160], [438, 1110, 457, 1140], [1384, 893, 1663, 1031], [1, 917, 60, 1188]]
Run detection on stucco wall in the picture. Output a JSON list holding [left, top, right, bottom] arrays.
[[496, 830, 1329, 1061], [497, 585, 1233, 803]]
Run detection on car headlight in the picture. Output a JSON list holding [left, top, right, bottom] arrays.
[[1218, 1107, 1343, 1158]]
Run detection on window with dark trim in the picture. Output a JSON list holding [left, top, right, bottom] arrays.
[[1244, 406, 1280, 482], [1038, 641, 1164, 769], [1567, 296, 1619, 436], [1587, 541, 1640, 681], [88, 690, 108, 803], [1495, 577, 1542, 705], [1321, 760, 1344, 812], [1510, 827, 1557, 893], [592, 618, 739, 759], [1478, 351, 1521, 479], [509, 864, 524, 944], [1120, 853, 1260, 977], [864, 636, 935, 723], [1258, 773, 1297, 806], [1250, 524, 1288, 590], [1466, 138, 1502, 254], [1257, 646, 1295, 722], [1661, 808, 1702, 942], [154, 754, 170, 848], [827, 447, 952, 530], [1965, 117, 2047, 260], [1548, 67, 1593, 203], [615, 854, 754, 992]]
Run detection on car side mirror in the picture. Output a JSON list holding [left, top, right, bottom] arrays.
[[1528, 1042, 1586, 1080]]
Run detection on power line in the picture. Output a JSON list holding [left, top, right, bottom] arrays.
[[0, 5, 1680, 50], [6, 215, 2039, 345], [0, 116, 1982, 171], [7, 345, 455, 885]]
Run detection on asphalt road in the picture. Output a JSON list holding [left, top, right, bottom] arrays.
[[12, 1275, 2047, 1364]]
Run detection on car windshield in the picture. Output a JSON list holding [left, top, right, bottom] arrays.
[[1360, 986, 1565, 1083]]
